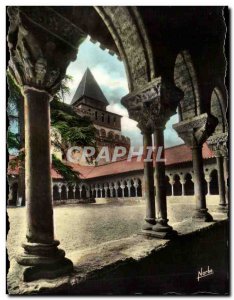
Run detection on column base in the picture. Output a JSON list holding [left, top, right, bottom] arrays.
[[142, 218, 156, 230], [15, 240, 73, 282], [12, 257, 73, 282], [192, 209, 213, 222], [141, 219, 178, 239], [140, 229, 177, 239], [217, 204, 228, 212]]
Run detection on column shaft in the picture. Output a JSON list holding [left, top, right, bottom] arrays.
[[154, 128, 167, 221], [24, 89, 54, 244], [192, 146, 206, 209], [181, 183, 185, 196], [142, 131, 156, 229], [216, 156, 226, 207], [16, 88, 73, 281], [192, 146, 213, 221]]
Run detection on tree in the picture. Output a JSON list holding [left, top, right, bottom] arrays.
[[7, 73, 96, 201]]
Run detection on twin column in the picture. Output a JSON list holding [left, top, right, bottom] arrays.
[[141, 125, 175, 237]]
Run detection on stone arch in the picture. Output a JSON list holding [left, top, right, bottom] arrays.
[[165, 175, 172, 196], [210, 87, 227, 133], [68, 185, 74, 199], [173, 174, 182, 196], [75, 185, 80, 199], [61, 185, 67, 200], [136, 178, 142, 197], [81, 185, 86, 199], [210, 169, 219, 195], [130, 179, 136, 197], [95, 7, 155, 92], [123, 180, 128, 197], [184, 173, 194, 195], [174, 50, 201, 120], [53, 184, 60, 200]]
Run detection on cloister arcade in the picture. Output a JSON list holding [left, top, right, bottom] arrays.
[[7, 6, 227, 283]]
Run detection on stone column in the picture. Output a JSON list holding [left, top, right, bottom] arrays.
[[152, 125, 175, 236], [110, 187, 114, 198], [181, 180, 185, 196], [207, 133, 228, 210], [58, 186, 62, 201], [169, 178, 175, 196], [7, 5, 87, 281], [120, 185, 125, 198], [141, 129, 156, 230], [16, 88, 73, 281], [134, 183, 139, 197], [216, 155, 226, 208], [205, 176, 211, 195], [174, 113, 218, 222], [73, 185, 76, 199], [122, 77, 182, 238], [104, 187, 108, 198], [95, 188, 98, 198], [127, 182, 131, 197], [223, 154, 229, 204], [191, 145, 211, 219], [86, 188, 90, 199]]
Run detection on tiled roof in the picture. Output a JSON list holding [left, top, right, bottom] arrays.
[[8, 143, 214, 179]]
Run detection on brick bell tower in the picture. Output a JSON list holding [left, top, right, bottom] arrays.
[[70, 68, 130, 165]]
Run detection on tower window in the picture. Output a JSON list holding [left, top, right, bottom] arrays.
[[101, 113, 104, 122], [107, 115, 110, 124], [95, 111, 98, 120], [113, 117, 116, 125]]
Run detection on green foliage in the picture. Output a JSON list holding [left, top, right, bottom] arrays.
[[50, 99, 96, 149], [7, 131, 20, 150], [7, 72, 96, 182], [52, 154, 80, 183]]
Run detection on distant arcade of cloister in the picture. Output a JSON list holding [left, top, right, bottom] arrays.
[[8, 143, 220, 206]]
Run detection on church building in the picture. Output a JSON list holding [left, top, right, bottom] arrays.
[[70, 68, 130, 165]]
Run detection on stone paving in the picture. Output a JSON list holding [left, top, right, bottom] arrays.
[[7, 199, 222, 261]]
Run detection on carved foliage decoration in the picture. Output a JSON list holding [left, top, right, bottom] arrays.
[[173, 113, 218, 147], [7, 6, 86, 94], [122, 77, 183, 132]]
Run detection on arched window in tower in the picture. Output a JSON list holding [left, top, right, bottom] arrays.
[[113, 117, 116, 125], [101, 113, 104, 122], [107, 115, 110, 124], [95, 111, 98, 120]]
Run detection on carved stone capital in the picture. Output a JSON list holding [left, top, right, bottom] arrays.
[[121, 77, 183, 132], [173, 113, 218, 148], [7, 6, 86, 95], [207, 132, 228, 157]]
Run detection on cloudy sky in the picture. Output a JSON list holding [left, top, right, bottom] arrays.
[[65, 37, 183, 148]]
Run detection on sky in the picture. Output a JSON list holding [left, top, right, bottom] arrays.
[[65, 37, 183, 148]]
